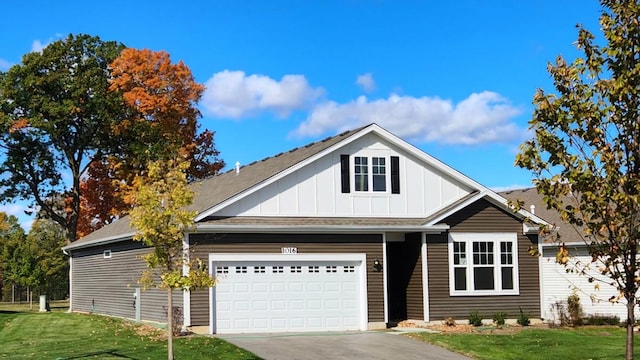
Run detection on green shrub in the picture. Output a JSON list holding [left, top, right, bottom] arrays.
[[468, 309, 483, 327], [586, 315, 620, 326], [517, 307, 530, 326], [492, 311, 507, 326], [567, 293, 584, 326]]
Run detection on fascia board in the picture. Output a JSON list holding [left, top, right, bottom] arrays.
[[424, 190, 550, 227], [61, 232, 135, 252]]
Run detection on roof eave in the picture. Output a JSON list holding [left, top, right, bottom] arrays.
[[62, 232, 136, 252], [194, 223, 450, 234]]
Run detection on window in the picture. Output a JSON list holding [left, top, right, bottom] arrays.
[[372, 157, 386, 191], [354, 156, 369, 191], [103, 250, 111, 259], [448, 233, 519, 296], [272, 266, 284, 273], [216, 266, 229, 274], [325, 266, 337, 273], [341, 154, 400, 194]]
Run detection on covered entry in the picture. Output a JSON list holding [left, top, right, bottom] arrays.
[[209, 253, 368, 334]]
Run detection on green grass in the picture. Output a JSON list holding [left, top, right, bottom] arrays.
[[408, 326, 639, 360], [0, 306, 260, 359]]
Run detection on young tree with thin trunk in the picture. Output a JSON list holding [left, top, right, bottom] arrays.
[[516, 1, 640, 358], [128, 154, 214, 360]]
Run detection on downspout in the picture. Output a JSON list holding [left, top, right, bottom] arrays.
[[182, 233, 191, 328], [382, 233, 388, 325], [62, 249, 72, 312]]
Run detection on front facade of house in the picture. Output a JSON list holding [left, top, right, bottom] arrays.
[[63, 124, 546, 333]]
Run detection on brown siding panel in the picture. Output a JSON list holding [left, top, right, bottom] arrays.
[[71, 241, 182, 323], [189, 233, 384, 326], [427, 199, 540, 320], [405, 233, 424, 320]]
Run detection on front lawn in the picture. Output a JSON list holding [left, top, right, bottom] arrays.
[[0, 308, 260, 359], [408, 325, 639, 360]]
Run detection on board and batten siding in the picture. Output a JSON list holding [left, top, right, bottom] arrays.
[[188, 233, 384, 326], [71, 240, 182, 323], [426, 199, 541, 320], [218, 133, 473, 219]]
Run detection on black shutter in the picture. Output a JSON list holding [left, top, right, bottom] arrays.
[[391, 156, 400, 194], [340, 155, 350, 193]]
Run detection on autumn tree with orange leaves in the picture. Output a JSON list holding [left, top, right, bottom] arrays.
[[77, 49, 223, 238], [0, 35, 223, 242]]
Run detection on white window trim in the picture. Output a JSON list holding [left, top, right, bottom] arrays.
[[103, 249, 112, 259], [351, 153, 390, 194], [448, 232, 519, 296]]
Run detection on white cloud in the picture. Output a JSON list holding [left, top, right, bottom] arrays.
[[356, 73, 375, 92], [292, 91, 525, 145], [31, 39, 46, 53], [0, 58, 11, 71], [491, 184, 533, 192], [0, 203, 35, 231], [201, 70, 324, 119]]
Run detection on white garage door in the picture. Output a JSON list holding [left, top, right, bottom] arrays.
[[210, 254, 366, 334]]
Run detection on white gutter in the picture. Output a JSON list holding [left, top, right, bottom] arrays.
[[61, 232, 136, 251]]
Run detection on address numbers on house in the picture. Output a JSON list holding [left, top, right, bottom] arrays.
[[281, 247, 298, 254]]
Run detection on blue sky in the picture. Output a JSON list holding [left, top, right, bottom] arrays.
[[1, 0, 604, 229]]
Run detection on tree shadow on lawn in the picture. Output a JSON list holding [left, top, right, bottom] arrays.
[[55, 349, 135, 359]]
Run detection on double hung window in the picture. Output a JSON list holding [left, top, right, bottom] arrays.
[[449, 233, 518, 296]]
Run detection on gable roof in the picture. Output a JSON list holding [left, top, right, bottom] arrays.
[[500, 187, 584, 244], [64, 124, 546, 251], [65, 125, 367, 249]]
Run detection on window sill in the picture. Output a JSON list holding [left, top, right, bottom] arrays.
[[449, 290, 520, 297]]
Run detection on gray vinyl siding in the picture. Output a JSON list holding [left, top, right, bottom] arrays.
[[427, 199, 541, 320], [70, 240, 182, 323], [188, 233, 384, 326]]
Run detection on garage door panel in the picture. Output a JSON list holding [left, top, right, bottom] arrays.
[[212, 258, 363, 333]]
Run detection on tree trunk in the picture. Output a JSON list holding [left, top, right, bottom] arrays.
[[167, 287, 173, 360], [626, 298, 635, 360]]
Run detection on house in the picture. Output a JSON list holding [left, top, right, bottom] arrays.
[[500, 188, 638, 323], [62, 124, 548, 334]]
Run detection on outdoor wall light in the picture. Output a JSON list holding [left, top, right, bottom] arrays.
[[373, 258, 383, 272]]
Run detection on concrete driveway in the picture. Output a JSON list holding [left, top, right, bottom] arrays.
[[218, 331, 473, 360]]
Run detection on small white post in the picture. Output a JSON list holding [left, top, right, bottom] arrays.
[[39, 295, 48, 312], [134, 288, 141, 322]]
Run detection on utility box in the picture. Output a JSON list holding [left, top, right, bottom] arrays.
[[39, 295, 48, 312]]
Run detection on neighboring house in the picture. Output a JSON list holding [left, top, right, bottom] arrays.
[[500, 188, 637, 323], [63, 124, 548, 334]]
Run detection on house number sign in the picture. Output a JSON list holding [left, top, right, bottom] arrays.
[[281, 247, 298, 254]]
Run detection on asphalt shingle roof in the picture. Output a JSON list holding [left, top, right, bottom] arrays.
[[71, 125, 369, 246], [500, 187, 585, 244]]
